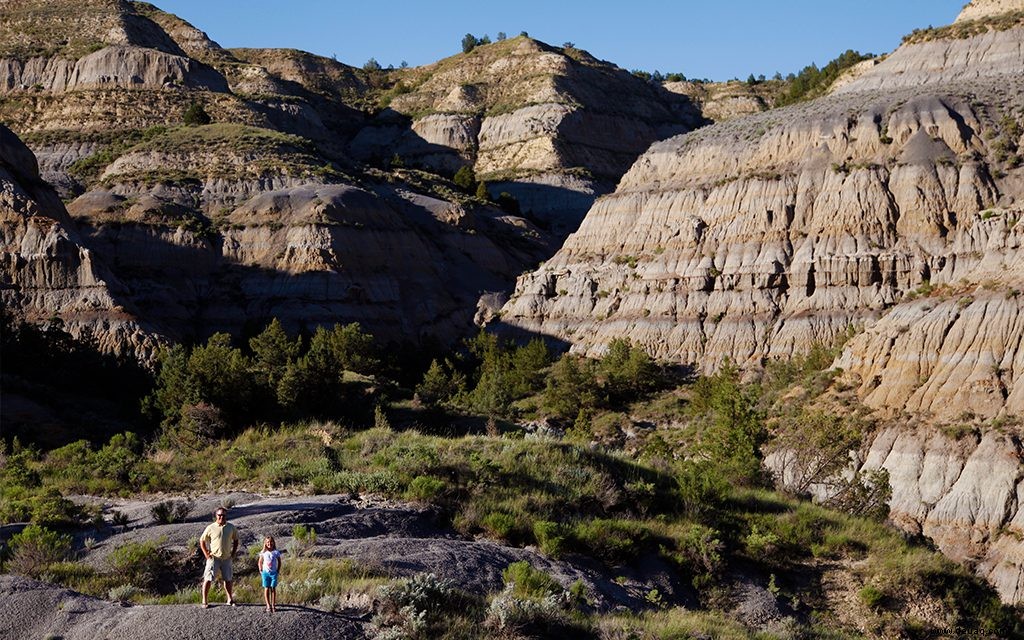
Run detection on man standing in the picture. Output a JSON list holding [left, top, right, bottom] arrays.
[[199, 507, 239, 608]]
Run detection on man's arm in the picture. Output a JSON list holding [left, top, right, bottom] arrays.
[[200, 536, 211, 559]]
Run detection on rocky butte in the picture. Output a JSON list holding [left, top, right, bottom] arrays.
[[0, 0, 704, 354], [497, 0, 1024, 603]]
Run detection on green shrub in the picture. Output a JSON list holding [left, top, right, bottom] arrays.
[[290, 523, 318, 556], [744, 525, 780, 556], [532, 521, 567, 557], [675, 460, 729, 518], [688, 363, 767, 486], [859, 584, 886, 609], [415, 359, 466, 407], [38, 561, 104, 594], [107, 540, 170, 591], [542, 355, 601, 419], [248, 318, 300, 391], [481, 512, 518, 541], [502, 561, 561, 600], [571, 518, 650, 563], [461, 34, 480, 54], [496, 192, 520, 215], [776, 49, 873, 106], [453, 165, 476, 190], [150, 499, 193, 524], [671, 523, 723, 587], [406, 475, 446, 502], [109, 584, 144, 602], [373, 572, 467, 638], [25, 488, 82, 527], [7, 524, 72, 578], [182, 103, 211, 126], [485, 589, 587, 637], [601, 338, 661, 402]]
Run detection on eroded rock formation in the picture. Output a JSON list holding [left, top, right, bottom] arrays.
[[499, 15, 1024, 405], [349, 37, 704, 233], [0, 1, 559, 348], [499, 1, 1024, 602], [0, 124, 157, 356]]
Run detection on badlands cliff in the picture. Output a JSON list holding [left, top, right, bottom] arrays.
[[350, 37, 704, 233], [498, 0, 1024, 602], [499, 5, 1024, 417], [0, 0, 706, 349], [0, 124, 158, 357], [0, 1, 548, 347]]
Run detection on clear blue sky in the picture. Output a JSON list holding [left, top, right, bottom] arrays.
[[155, 0, 966, 81]]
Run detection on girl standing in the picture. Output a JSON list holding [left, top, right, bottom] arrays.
[[257, 536, 283, 612]]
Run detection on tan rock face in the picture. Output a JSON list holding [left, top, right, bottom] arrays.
[[499, 21, 1024, 603], [0, 45, 228, 94], [663, 80, 775, 122], [859, 426, 1024, 603], [0, 3, 561, 352], [349, 37, 703, 234], [956, 0, 1024, 23], [834, 28, 1024, 93], [62, 155, 551, 345], [500, 27, 1024, 385], [771, 422, 1024, 604], [0, 124, 158, 357], [0, 3, 366, 191]]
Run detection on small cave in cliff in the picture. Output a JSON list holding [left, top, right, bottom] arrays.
[[805, 265, 816, 297]]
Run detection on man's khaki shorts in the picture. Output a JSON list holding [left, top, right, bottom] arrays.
[[203, 557, 233, 582]]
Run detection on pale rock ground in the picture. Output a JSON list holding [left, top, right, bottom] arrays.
[[0, 574, 366, 640]]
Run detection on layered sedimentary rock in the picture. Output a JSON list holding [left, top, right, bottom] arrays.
[[350, 37, 703, 233], [0, 1, 552, 348], [55, 122, 551, 345], [771, 422, 1024, 604], [663, 79, 775, 123], [862, 426, 1024, 604], [0, 0, 367, 197], [956, 0, 1024, 23], [0, 124, 156, 356], [500, 0, 1024, 602], [500, 15, 1024, 395], [0, 45, 227, 94]]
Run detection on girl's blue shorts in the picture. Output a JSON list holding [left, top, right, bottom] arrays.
[[261, 571, 279, 588]]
